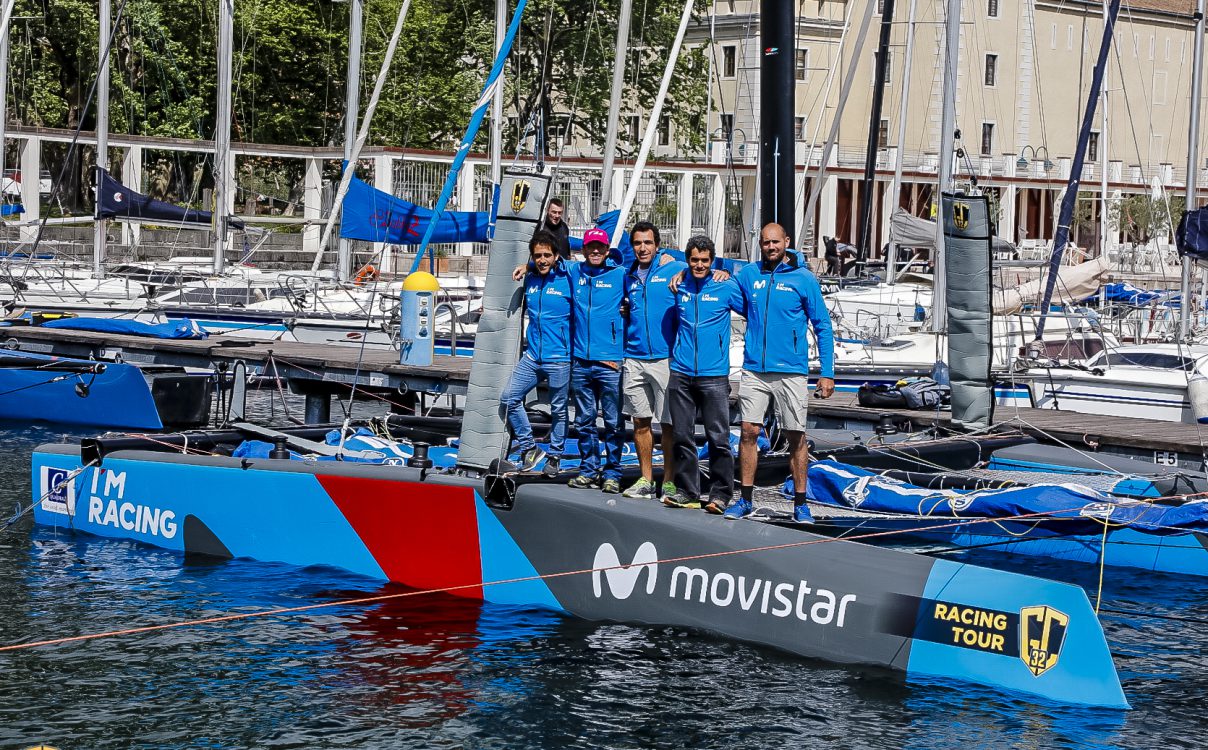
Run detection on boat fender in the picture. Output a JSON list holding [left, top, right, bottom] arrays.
[[354, 264, 379, 286], [1189, 374, 1208, 424]]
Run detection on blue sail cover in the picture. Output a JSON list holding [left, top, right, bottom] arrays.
[[1177, 205, 1208, 260], [96, 169, 244, 229], [339, 176, 490, 245], [42, 317, 208, 340], [787, 460, 1208, 537], [1083, 282, 1169, 306], [0, 204, 22, 216]]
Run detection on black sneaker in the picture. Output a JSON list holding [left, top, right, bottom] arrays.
[[662, 492, 702, 509], [543, 455, 562, 477], [519, 446, 546, 472], [568, 474, 601, 490]]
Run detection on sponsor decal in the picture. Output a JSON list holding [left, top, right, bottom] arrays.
[[511, 181, 531, 212], [753, 280, 768, 290], [39, 466, 76, 515], [1019, 605, 1069, 677], [112, 192, 124, 203], [592, 542, 857, 627], [953, 202, 969, 230], [701, 294, 719, 302], [82, 469, 178, 539], [886, 596, 1070, 676]]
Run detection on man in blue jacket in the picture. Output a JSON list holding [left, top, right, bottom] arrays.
[[726, 223, 835, 522], [566, 228, 627, 493], [500, 231, 573, 475], [664, 236, 745, 512]]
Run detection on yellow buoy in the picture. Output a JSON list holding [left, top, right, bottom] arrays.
[[402, 271, 441, 292]]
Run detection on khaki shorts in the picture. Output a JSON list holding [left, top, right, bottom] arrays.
[[738, 370, 810, 431], [623, 358, 672, 423]]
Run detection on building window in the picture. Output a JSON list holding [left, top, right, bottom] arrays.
[[984, 54, 997, 86], [627, 115, 641, 144], [795, 116, 807, 141], [720, 113, 734, 140], [876, 0, 885, 14], [1050, 24, 1057, 50], [1088, 131, 1100, 163], [795, 48, 809, 82], [722, 45, 737, 78], [981, 123, 994, 156], [657, 115, 671, 146], [988, 0, 999, 17], [878, 119, 889, 149]]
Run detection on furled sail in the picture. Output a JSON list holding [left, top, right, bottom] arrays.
[[95, 169, 244, 229]]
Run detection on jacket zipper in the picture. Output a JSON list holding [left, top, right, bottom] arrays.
[[535, 274, 544, 362], [693, 283, 700, 375], [762, 267, 776, 370]]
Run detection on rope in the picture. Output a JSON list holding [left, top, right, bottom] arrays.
[[2, 458, 98, 534], [0, 501, 1114, 653]]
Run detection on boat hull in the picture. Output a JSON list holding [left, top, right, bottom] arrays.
[[1, 355, 166, 429], [31, 445, 1127, 708]]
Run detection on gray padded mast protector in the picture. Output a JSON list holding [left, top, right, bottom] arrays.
[[457, 169, 550, 470], [942, 192, 994, 429]]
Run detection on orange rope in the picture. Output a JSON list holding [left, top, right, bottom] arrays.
[[0, 503, 1099, 653]]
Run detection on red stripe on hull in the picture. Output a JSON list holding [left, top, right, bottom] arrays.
[[319, 476, 484, 597]]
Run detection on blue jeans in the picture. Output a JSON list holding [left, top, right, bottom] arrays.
[[571, 359, 623, 481], [500, 353, 570, 457]]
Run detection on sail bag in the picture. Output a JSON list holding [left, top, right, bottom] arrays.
[[942, 192, 994, 429]]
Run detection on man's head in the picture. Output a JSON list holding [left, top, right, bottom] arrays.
[[529, 231, 559, 275], [760, 223, 790, 266], [545, 198, 565, 226], [685, 235, 715, 280], [630, 221, 661, 266], [582, 228, 611, 267]]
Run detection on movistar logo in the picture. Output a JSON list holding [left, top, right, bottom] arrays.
[[753, 280, 768, 289], [592, 541, 659, 599]]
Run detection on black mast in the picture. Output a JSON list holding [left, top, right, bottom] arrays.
[[856, 0, 897, 266], [760, 0, 796, 245]]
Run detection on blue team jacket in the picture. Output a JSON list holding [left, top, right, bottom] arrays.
[[624, 252, 687, 360], [522, 261, 574, 363], [671, 275, 744, 377], [567, 259, 626, 362], [734, 255, 835, 377]]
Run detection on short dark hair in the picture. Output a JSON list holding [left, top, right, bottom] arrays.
[[630, 220, 660, 246], [530, 230, 559, 254], [547, 197, 564, 209], [685, 234, 716, 261]]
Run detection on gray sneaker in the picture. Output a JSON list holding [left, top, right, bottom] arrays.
[[519, 446, 546, 472], [622, 477, 657, 499], [568, 474, 601, 490], [542, 455, 562, 477], [662, 492, 702, 509], [601, 479, 622, 494]]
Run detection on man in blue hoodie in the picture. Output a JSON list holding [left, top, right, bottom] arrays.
[[500, 231, 573, 475], [726, 223, 835, 522], [663, 236, 746, 512], [566, 228, 627, 493]]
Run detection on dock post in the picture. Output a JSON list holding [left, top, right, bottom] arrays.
[[304, 393, 331, 424]]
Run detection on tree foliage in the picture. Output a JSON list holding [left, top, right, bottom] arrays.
[[5, 0, 706, 153]]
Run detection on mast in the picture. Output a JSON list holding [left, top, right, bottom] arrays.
[[886, 0, 918, 283], [93, 0, 111, 278], [213, 0, 235, 276], [612, 0, 694, 243], [932, 0, 961, 333], [337, 0, 363, 282], [1180, 0, 1205, 341], [599, 0, 633, 212], [490, 0, 505, 187], [760, 0, 795, 234], [856, 0, 896, 266], [1098, 0, 1110, 261], [0, 0, 13, 214], [1033, 0, 1122, 341]]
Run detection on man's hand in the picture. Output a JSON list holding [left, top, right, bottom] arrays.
[[668, 270, 686, 293], [814, 377, 835, 399], [710, 269, 731, 282], [511, 265, 526, 282], [658, 253, 675, 266]]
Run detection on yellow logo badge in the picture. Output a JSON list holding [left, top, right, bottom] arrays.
[[952, 202, 970, 230], [1019, 605, 1069, 677], [511, 181, 531, 213]]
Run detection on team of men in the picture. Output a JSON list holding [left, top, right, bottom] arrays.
[[501, 206, 834, 520]]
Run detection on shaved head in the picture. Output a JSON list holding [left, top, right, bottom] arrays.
[[759, 223, 790, 265]]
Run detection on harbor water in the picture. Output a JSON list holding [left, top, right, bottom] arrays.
[[0, 394, 1205, 748]]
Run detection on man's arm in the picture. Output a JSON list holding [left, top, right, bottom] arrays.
[[803, 275, 835, 387]]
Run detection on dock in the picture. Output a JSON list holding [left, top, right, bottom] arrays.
[[0, 326, 471, 422]]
